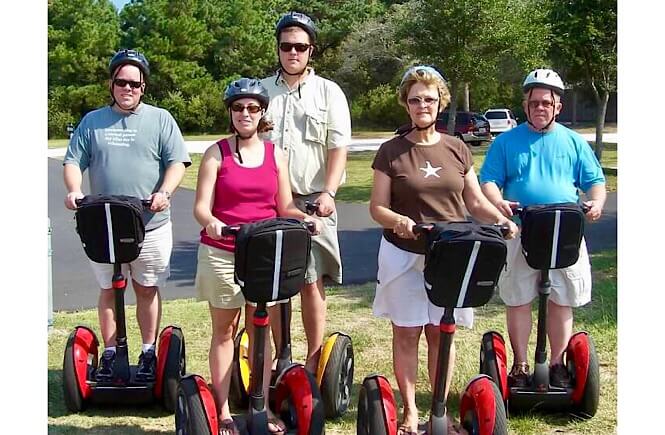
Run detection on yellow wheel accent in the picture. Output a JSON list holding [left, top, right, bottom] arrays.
[[239, 330, 251, 391], [316, 333, 339, 386]]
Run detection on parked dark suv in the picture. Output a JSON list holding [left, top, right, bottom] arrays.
[[435, 111, 491, 146]]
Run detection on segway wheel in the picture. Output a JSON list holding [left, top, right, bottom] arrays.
[[356, 375, 397, 435], [62, 326, 99, 412], [175, 374, 218, 435], [480, 331, 509, 402], [319, 333, 354, 418], [274, 365, 326, 435], [460, 375, 508, 435], [567, 332, 600, 418], [229, 327, 250, 408], [156, 325, 187, 412]]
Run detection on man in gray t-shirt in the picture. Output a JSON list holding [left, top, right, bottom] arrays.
[[63, 49, 191, 383]]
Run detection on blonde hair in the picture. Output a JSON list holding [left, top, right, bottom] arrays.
[[398, 67, 451, 113]]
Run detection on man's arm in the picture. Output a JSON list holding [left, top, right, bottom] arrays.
[[63, 163, 85, 210], [481, 181, 518, 218], [150, 162, 186, 212], [315, 146, 347, 216], [583, 183, 606, 221]]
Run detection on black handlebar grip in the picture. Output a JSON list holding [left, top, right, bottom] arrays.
[[221, 225, 241, 237], [304, 200, 319, 215]]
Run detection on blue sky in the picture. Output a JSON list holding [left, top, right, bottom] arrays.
[[111, 0, 130, 11]]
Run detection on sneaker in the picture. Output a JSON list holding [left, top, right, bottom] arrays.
[[550, 363, 570, 387], [508, 362, 530, 388], [136, 348, 157, 382], [96, 349, 116, 382]]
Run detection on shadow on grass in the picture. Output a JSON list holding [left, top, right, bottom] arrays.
[[48, 424, 170, 434], [48, 369, 172, 419]]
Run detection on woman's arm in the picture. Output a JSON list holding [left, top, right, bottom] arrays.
[[193, 144, 225, 239], [369, 169, 416, 239], [462, 167, 518, 238]]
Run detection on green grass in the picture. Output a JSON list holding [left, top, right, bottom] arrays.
[[48, 250, 617, 434]]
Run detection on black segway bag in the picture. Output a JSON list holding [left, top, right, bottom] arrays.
[[75, 194, 145, 264], [234, 218, 311, 303], [423, 222, 507, 308], [519, 203, 585, 270]]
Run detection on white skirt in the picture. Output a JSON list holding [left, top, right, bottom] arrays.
[[372, 236, 473, 328]]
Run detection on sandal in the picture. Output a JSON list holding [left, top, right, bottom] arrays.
[[267, 416, 287, 435], [218, 418, 239, 435], [398, 425, 419, 435]]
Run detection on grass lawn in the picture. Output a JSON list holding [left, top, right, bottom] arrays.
[[47, 249, 617, 434], [179, 145, 618, 199]]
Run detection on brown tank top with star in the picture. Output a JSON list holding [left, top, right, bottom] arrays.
[[371, 134, 473, 254]]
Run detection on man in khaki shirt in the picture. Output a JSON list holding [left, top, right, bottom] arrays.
[[261, 11, 350, 373]]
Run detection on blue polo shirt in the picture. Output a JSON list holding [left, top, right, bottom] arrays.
[[479, 123, 605, 206]]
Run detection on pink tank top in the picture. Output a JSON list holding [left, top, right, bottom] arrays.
[[200, 138, 279, 252]]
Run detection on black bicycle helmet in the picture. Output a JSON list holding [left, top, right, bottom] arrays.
[[109, 49, 150, 78], [223, 78, 270, 109], [275, 11, 317, 43]]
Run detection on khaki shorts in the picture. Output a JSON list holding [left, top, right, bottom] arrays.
[[89, 221, 172, 289], [195, 243, 245, 309], [498, 235, 592, 307], [293, 194, 342, 285], [372, 237, 473, 328]]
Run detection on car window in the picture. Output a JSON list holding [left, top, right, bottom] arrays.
[[485, 111, 508, 119]]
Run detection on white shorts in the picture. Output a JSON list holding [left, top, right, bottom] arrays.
[[89, 221, 172, 290], [498, 235, 592, 307], [373, 237, 473, 328]]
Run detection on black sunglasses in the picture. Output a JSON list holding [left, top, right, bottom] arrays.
[[113, 79, 143, 89], [230, 103, 263, 114], [279, 42, 311, 53]]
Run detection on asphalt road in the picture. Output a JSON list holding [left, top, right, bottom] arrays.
[[48, 158, 617, 311]]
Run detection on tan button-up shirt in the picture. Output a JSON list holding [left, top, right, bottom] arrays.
[[261, 69, 351, 195]]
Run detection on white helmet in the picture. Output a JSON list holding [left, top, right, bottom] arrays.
[[522, 68, 565, 95]]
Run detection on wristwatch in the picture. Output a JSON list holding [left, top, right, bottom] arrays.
[[324, 189, 336, 199]]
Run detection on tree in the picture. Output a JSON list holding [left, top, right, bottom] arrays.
[[396, 0, 549, 135], [548, 0, 617, 160]]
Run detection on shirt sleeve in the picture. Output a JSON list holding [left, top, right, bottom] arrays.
[[159, 109, 191, 168], [325, 81, 351, 149], [371, 141, 393, 176], [63, 117, 90, 172], [574, 134, 606, 191], [479, 137, 506, 188]]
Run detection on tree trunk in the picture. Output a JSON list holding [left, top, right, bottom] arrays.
[[462, 82, 470, 111], [590, 83, 609, 161], [571, 89, 577, 126], [447, 81, 459, 136]]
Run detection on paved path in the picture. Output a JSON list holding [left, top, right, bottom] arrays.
[[49, 158, 616, 311]]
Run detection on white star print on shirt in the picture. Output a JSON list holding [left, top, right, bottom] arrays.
[[419, 161, 442, 178]]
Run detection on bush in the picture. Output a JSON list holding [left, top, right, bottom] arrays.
[[351, 84, 408, 130]]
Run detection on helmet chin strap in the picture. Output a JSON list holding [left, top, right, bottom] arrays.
[[400, 100, 441, 136], [526, 88, 557, 132]]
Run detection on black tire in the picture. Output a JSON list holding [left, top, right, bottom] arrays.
[[62, 327, 97, 413], [320, 334, 354, 419], [356, 377, 389, 435], [162, 326, 187, 413], [278, 368, 326, 435], [570, 335, 600, 418], [461, 378, 507, 435], [175, 376, 213, 435], [230, 327, 250, 408]]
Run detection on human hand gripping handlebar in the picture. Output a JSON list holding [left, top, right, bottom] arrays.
[[221, 219, 317, 238], [75, 197, 153, 208], [412, 222, 514, 239]]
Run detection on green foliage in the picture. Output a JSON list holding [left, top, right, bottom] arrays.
[[351, 84, 407, 130]]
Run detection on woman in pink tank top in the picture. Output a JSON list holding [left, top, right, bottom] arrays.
[[193, 78, 321, 435]]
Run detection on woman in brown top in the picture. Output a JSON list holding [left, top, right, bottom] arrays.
[[369, 65, 517, 435]]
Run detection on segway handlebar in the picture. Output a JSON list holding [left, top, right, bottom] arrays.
[[413, 222, 512, 238], [74, 196, 153, 208], [221, 220, 317, 237], [304, 200, 319, 216], [512, 203, 591, 216]]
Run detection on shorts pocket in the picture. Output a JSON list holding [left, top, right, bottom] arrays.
[[305, 110, 327, 145]]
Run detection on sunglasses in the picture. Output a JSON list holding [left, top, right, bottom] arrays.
[[279, 42, 311, 53], [527, 100, 556, 109], [230, 103, 263, 114], [113, 78, 143, 89], [407, 96, 439, 107]]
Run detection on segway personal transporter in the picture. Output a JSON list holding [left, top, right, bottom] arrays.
[[62, 194, 186, 412], [480, 203, 600, 418], [357, 222, 510, 435], [176, 218, 325, 435], [230, 202, 354, 419]]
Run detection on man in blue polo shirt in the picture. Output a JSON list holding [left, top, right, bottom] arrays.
[[480, 68, 606, 388]]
